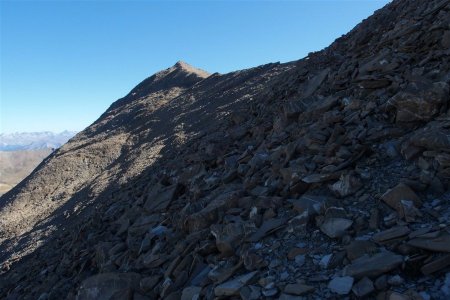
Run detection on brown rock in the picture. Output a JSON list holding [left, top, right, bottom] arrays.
[[211, 222, 244, 256], [372, 226, 410, 244], [406, 123, 450, 151], [243, 252, 266, 271], [246, 217, 288, 242], [387, 81, 449, 123], [144, 183, 181, 212], [287, 248, 308, 260], [400, 200, 422, 222], [356, 76, 391, 89], [289, 195, 326, 216], [214, 271, 258, 297], [284, 283, 315, 295], [345, 240, 377, 261], [420, 254, 450, 275], [408, 232, 450, 252], [343, 251, 403, 279], [380, 183, 421, 218], [329, 174, 362, 197], [185, 190, 241, 232], [283, 100, 305, 120]]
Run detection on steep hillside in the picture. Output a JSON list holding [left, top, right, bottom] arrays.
[[0, 149, 53, 196], [1, 0, 450, 299]]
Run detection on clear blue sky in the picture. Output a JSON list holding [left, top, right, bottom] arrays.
[[1, 0, 390, 134]]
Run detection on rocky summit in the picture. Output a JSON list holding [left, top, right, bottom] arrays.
[[1, 0, 450, 299]]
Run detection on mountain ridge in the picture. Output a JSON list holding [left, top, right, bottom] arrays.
[[107, 60, 210, 112], [1, 0, 450, 298]]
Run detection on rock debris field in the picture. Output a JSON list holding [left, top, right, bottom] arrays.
[[1, 0, 450, 299]]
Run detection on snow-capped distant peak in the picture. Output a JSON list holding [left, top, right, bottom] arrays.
[[0, 131, 78, 151]]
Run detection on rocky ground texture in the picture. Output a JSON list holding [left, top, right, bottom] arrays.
[[1, 0, 450, 299]]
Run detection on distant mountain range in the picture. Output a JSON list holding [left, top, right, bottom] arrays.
[[0, 131, 77, 151]]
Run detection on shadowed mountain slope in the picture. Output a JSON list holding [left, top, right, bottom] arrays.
[[0, 59, 288, 265], [1, 0, 450, 299]]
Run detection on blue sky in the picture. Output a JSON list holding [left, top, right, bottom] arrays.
[[0, 0, 390, 134]]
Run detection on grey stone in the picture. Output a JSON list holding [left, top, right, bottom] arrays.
[[320, 218, 353, 238], [352, 277, 374, 297], [262, 288, 278, 297], [294, 254, 306, 266], [214, 271, 258, 296], [143, 183, 180, 212], [328, 276, 354, 295], [37, 293, 49, 300], [181, 286, 202, 300], [303, 68, 330, 98], [240, 285, 261, 300], [388, 275, 404, 286], [319, 254, 332, 269]]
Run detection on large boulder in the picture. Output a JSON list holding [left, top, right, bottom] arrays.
[[387, 81, 449, 123]]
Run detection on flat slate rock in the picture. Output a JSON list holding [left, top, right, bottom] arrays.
[[408, 233, 450, 252], [181, 286, 202, 300], [372, 226, 410, 243], [284, 283, 315, 296], [343, 252, 403, 279], [246, 217, 288, 242], [214, 271, 258, 296], [380, 183, 421, 217], [303, 68, 330, 98], [144, 183, 180, 212]]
